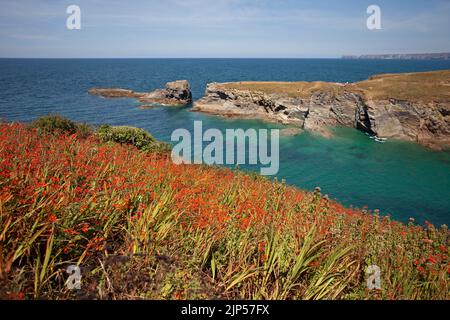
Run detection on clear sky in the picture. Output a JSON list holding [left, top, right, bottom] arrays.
[[0, 0, 449, 58]]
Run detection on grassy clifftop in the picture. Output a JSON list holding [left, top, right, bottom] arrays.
[[222, 70, 450, 103], [0, 120, 448, 300], [356, 70, 450, 102]]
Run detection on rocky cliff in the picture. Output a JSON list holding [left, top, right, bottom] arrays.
[[192, 70, 450, 150]]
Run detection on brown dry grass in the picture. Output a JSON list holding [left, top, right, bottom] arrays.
[[222, 81, 348, 99], [221, 70, 450, 103], [354, 70, 450, 102]]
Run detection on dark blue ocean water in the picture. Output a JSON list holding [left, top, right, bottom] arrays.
[[1, 58, 449, 225]]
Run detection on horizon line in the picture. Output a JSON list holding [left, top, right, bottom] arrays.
[[2, 52, 449, 60], [0, 57, 344, 59]]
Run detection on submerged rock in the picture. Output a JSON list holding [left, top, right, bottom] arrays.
[[280, 127, 302, 136], [137, 105, 155, 109]]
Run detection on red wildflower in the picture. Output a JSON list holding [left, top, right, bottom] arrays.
[[81, 223, 90, 233], [428, 255, 438, 264], [257, 241, 266, 252], [417, 266, 425, 274]]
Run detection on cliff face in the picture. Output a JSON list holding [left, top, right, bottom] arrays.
[[192, 71, 450, 150]]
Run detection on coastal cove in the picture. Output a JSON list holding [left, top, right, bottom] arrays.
[[1, 58, 450, 226]]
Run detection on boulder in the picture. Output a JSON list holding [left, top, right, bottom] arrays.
[[140, 80, 192, 105]]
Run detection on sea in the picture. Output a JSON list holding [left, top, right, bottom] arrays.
[[1, 58, 449, 226]]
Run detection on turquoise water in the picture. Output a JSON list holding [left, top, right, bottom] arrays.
[[0, 58, 449, 225]]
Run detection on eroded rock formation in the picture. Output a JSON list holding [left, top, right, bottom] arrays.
[[89, 80, 192, 106], [192, 71, 450, 150]]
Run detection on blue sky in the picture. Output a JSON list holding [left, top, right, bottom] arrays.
[[0, 0, 449, 58]]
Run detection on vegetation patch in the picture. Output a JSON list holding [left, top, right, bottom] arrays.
[[0, 118, 448, 300], [32, 114, 92, 138], [96, 124, 170, 153]]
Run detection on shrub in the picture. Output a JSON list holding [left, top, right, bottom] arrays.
[[32, 115, 92, 137], [96, 124, 168, 152], [32, 114, 77, 134], [74, 122, 94, 139]]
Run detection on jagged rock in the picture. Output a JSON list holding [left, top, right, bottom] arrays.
[[192, 83, 309, 125], [139, 80, 192, 105], [362, 99, 450, 149], [89, 80, 192, 106]]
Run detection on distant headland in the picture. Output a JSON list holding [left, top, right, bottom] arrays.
[[342, 53, 450, 60]]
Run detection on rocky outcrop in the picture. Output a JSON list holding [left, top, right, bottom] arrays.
[[359, 99, 450, 149], [192, 83, 363, 138], [192, 83, 308, 125], [89, 80, 192, 106], [139, 80, 192, 105], [192, 71, 450, 150]]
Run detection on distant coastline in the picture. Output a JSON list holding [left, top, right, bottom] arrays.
[[342, 53, 450, 60]]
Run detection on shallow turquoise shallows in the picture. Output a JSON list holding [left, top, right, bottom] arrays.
[[1, 58, 449, 226]]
